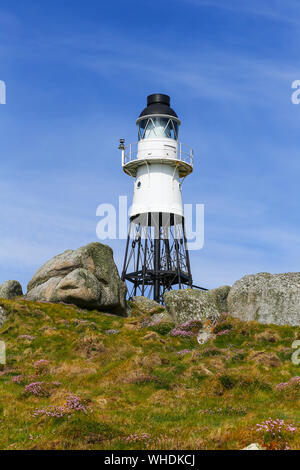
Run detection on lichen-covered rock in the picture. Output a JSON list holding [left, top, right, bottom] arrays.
[[242, 443, 264, 451], [164, 286, 231, 324], [0, 306, 7, 328], [151, 311, 174, 324], [130, 296, 165, 316], [133, 296, 160, 311], [26, 243, 127, 316], [228, 272, 300, 326], [210, 285, 231, 313], [0, 280, 23, 299]]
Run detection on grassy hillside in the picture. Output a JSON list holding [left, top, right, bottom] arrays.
[[0, 298, 299, 450]]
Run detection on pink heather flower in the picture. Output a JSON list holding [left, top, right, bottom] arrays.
[[126, 433, 152, 443], [216, 329, 230, 336], [18, 335, 36, 341], [289, 376, 300, 385], [170, 328, 194, 337], [33, 394, 92, 419], [105, 329, 120, 335], [140, 317, 163, 328], [169, 320, 203, 337], [275, 382, 289, 390], [65, 394, 92, 414], [34, 360, 50, 369], [151, 318, 162, 325], [12, 375, 23, 384], [275, 376, 300, 390], [178, 320, 202, 331], [255, 418, 296, 437], [33, 406, 66, 419], [176, 349, 192, 356], [25, 382, 45, 396]]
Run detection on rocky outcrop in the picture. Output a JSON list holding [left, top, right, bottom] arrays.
[[129, 296, 173, 322], [228, 272, 300, 326], [151, 311, 174, 324], [132, 296, 163, 315], [242, 443, 264, 451], [26, 243, 127, 316], [164, 271, 300, 326], [164, 286, 231, 324], [0, 280, 23, 299]]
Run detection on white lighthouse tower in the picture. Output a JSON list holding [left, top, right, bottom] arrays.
[[120, 94, 194, 303]]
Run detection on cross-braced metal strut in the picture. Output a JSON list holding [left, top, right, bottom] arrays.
[[121, 212, 193, 304]]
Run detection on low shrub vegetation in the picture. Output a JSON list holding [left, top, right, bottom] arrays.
[[0, 298, 299, 450]]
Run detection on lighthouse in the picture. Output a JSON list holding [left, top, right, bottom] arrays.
[[120, 94, 194, 303]]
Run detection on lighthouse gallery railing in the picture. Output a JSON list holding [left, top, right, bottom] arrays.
[[122, 142, 194, 167]]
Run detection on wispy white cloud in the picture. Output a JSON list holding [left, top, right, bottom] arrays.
[[183, 0, 300, 25], [75, 45, 298, 116], [43, 23, 295, 118], [0, 13, 296, 111]]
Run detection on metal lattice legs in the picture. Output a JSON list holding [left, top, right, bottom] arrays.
[[121, 212, 193, 304]]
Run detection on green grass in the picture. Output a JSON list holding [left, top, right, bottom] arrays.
[[0, 299, 300, 450]]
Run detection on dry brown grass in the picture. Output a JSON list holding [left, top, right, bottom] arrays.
[[0, 298, 300, 450]]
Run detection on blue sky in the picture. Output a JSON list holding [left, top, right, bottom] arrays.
[[0, 0, 300, 291]]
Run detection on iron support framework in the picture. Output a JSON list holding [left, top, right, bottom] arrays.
[[121, 212, 194, 303]]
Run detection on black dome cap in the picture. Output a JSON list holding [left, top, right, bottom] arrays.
[[139, 93, 178, 119], [147, 94, 170, 106]]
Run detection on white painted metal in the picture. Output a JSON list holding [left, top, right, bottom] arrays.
[[136, 114, 181, 125], [138, 138, 178, 160], [130, 162, 183, 218], [123, 139, 193, 178], [121, 118, 194, 219]]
